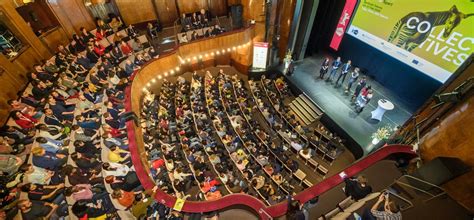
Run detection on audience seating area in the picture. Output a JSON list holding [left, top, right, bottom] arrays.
[[0, 19, 182, 219], [138, 67, 352, 207]]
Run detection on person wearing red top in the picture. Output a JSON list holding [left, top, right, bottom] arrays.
[[11, 110, 38, 130], [95, 28, 106, 41], [120, 40, 133, 56], [111, 189, 135, 208], [93, 41, 105, 56]]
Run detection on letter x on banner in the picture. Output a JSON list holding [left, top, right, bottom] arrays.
[[330, 0, 358, 51]]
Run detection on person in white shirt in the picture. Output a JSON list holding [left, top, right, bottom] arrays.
[[20, 164, 53, 185], [102, 162, 131, 177]]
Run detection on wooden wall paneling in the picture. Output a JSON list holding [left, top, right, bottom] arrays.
[[115, 0, 156, 25], [415, 61, 474, 212], [153, 0, 179, 27], [278, 0, 296, 60], [240, 0, 265, 22], [40, 27, 70, 52], [46, 0, 95, 37], [208, 0, 228, 17], [177, 0, 208, 14], [0, 2, 50, 58]]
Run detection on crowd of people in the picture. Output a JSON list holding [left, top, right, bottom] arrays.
[[178, 9, 226, 43], [0, 14, 182, 219], [319, 57, 374, 114]]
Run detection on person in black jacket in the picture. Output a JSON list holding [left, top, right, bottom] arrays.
[[344, 175, 373, 201]]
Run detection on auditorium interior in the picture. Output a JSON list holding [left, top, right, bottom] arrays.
[[0, 0, 473, 219]]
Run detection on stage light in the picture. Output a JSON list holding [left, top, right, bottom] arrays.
[[158, 75, 162, 79], [175, 67, 180, 71], [151, 79, 156, 83]]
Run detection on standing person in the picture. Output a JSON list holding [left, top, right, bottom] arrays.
[[335, 60, 351, 87], [346, 67, 360, 93], [319, 58, 330, 79], [355, 86, 373, 113], [327, 57, 342, 82], [287, 58, 295, 76], [344, 175, 372, 201], [352, 77, 367, 102]]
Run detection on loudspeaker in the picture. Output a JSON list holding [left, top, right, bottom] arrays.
[[412, 157, 471, 186], [230, 4, 243, 29]]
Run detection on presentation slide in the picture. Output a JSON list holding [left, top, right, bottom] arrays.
[[347, 0, 474, 82]]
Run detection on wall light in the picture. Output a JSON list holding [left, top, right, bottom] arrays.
[[151, 79, 156, 83], [211, 52, 215, 56], [175, 67, 180, 71], [158, 75, 162, 79], [164, 72, 168, 76]]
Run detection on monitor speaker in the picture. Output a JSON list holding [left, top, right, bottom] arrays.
[[230, 4, 243, 29]]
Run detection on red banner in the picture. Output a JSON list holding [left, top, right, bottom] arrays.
[[329, 0, 358, 50]]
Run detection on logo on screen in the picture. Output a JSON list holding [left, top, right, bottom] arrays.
[[352, 29, 359, 35]]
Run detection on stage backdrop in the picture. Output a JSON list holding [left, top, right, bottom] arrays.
[[347, 0, 474, 82]]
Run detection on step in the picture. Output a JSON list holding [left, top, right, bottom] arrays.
[[300, 94, 323, 116], [289, 103, 312, 125], [294, 97, 318, 120], [291, 101, 315, 122]]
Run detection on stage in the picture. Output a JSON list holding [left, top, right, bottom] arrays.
[[285, 55, 416, 154]]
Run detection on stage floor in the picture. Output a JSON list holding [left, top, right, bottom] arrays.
[[286, 56, 415, 153]]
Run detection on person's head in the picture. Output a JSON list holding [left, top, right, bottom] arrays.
[[44, 108, 53, 116], [35, 137, 47, 144], [19, 163, 33, 173], [357, 175, 368, 186], [17, 199, 33, 212], [111, 188, 122, 199], [71, 152, 80, 160], [11, 110, 22, 120], [386, 200, 400, 213], [110, 145, 119, 152], [20, 183, 35, 192], [337, 57, 341, 61], [347, 60, 352, 64], [74, 140, 84, 148], [105, 175, 115, 183], [80, 27, 87, 34], [7, 99, 18, 106]]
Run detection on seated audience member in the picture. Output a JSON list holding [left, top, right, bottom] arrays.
[[80, 27, 94, 43], [71, 152, 102, 172], [109, 16, 123, 32], [18, 198, 68, 219], [120, 40, 133, 56], [111, 188, 139, 208], [71, 199, 110, 219], [31, 146, 67, 171], [344, 175, 373, 201], [11, 110, 38, 130], [180, 13, 192, 31], [108, 145, 131, 165], [8, 99, 42, 119], [124, 59, 140, 77], [105, 172, 141, 192], [20, 163, 56, 185], [102, 162, 130, 177], [126, 24, 139, 38], [20, 183, 65, 203]]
